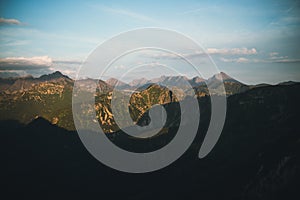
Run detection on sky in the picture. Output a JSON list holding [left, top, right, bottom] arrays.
[[0, 0, 299, 84]]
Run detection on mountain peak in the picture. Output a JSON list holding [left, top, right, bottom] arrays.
[[208, 71, 240, 82], [206, 72, 242, 87], [106, 78, 127, 86], [215, 72, 233, 80], [191, 76, 205, 83], [38, 71, 70, 81], [189, 76, 206, 87], [129, 78, 149, 87]]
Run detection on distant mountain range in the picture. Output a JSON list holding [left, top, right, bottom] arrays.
[[0, 70, 264, 93], [105, 72, 238, 90], [0, 71, 297, 133]]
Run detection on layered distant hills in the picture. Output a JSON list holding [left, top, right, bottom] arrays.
[[105, 72, 244, 92], [0, 71, 297, 133]]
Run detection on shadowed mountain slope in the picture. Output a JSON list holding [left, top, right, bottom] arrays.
[[1, 83, 300, 200]]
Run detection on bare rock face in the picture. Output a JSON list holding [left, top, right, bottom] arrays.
[[128, 84, 177, 122], [94, 84, 177, 133]]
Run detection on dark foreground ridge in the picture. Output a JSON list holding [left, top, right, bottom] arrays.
[[1, 83, 300, 200]]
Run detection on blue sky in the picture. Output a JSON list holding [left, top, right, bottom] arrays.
[[0, 0, 299, 84]]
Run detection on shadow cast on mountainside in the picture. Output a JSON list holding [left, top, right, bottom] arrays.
[[1, 83, 300, 200]]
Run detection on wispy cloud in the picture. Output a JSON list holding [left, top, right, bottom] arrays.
[[266, 52, 300, 63], [148, 47, 258, 60], [0, 17, 22, 25], [270, 16, 300, 27], [273, 59, 300, 63], [269, 56, 288, 60], [206, 48, 257, 55], [144, 61, 168, 67], [2, 40, 30, 46], [113, 61, 168, 70], [220, 55, 300, 64], [53, 60, 82, 65], [220, 57, 250, 63], [269, 52, 279, 57], [96, 5, 157, 23]]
